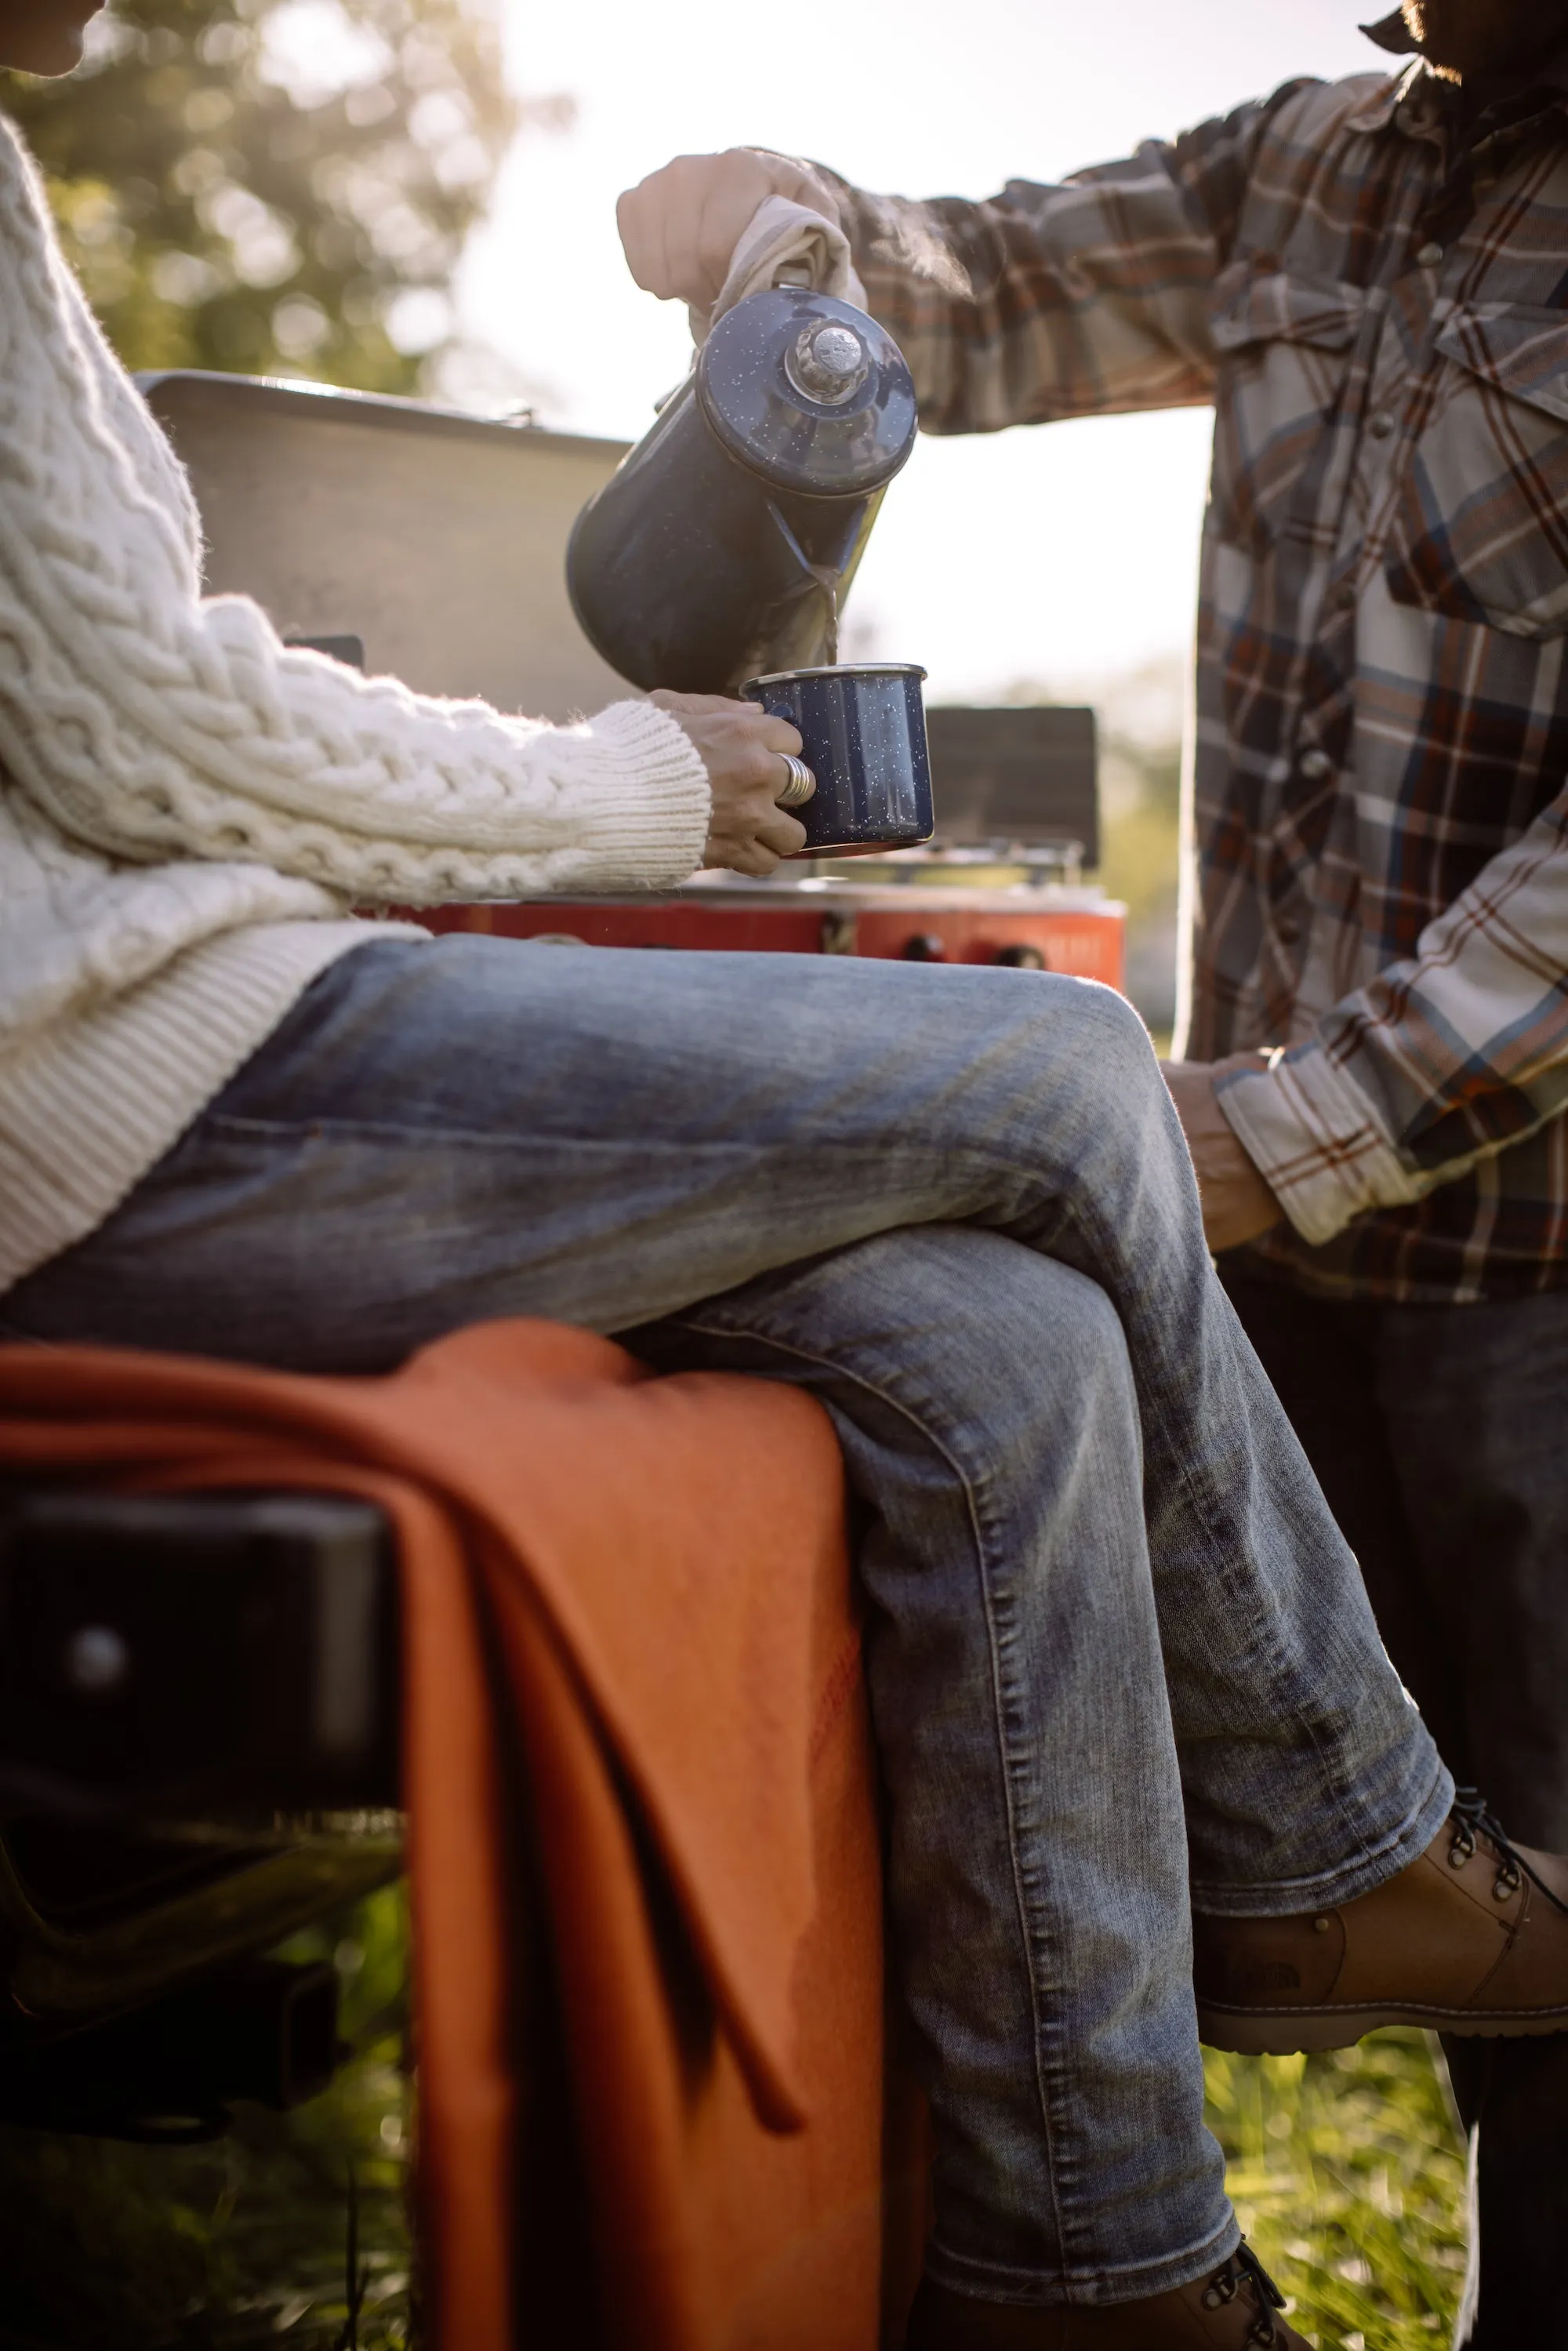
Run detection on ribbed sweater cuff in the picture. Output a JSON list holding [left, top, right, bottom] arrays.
[[550, 700, 711, 889]]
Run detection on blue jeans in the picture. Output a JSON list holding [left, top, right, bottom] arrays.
[[3, 937, 1451, 2306], [1218, 1264, 1568, 2350]]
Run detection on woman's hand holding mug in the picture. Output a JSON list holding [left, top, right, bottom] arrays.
[[654, 690, 815, 876]]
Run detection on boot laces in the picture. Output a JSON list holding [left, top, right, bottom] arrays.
[[1200, 2241, 1286, 2346], [1449, 1787, 1568, 1917]]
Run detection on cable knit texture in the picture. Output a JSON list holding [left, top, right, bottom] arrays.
[[0, 113, 711, 1295]]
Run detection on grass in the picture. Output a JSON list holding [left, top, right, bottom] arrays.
[[0, 1895, 1469, 2349], [1204, 2035, 1470, 2349]]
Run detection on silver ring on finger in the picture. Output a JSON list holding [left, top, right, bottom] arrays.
[[774, 753, 817, 809]]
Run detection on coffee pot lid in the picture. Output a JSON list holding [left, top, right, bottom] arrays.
[[695, 286, 918, 500]]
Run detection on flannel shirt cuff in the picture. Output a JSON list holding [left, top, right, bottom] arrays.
[[1214, 1042, 1427, 1247]]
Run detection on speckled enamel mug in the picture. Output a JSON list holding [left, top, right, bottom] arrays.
[[742, 662, 935, 856]]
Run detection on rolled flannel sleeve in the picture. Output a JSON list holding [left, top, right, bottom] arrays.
[[821, 84, 1314, 435], [1216, 792, 1568, 1246]]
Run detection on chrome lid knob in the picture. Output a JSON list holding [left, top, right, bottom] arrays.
[[786, 321, 869, 404]]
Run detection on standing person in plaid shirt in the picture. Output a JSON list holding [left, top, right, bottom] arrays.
[[626, 1, 1568, 2339]]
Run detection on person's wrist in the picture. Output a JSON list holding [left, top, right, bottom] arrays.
[[767, 151, 843, 223], [1160, 1055, 1284, 1250]]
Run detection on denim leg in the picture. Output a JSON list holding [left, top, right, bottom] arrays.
[[9, 940, 1448, 2200], [633, 1227, 1234, 2301], [6, 938, 1446, 1915]]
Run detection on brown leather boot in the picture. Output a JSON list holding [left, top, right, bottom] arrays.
[[906, 2244, 1310, 2348], [1195, 1792, 1568, 2055]]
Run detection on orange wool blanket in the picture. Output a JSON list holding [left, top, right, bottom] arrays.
[[0, 1322, 924, 2349]]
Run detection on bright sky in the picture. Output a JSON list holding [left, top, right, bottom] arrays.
[[462, 0, 1387, 706]]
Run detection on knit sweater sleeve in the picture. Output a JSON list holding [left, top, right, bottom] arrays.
[[0, 118, 711, 906]]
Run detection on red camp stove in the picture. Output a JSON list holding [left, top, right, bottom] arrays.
[[410, 707, 1123, 983], [412, 863, 1121, 983]]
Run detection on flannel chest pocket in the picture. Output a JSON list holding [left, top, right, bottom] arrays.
[[1385, 305, 1568, 638], [1207, 261, 1366, 557]]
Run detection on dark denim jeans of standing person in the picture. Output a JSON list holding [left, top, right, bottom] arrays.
[[4, 938, 1452, 2308], [1218, 1263, 1568, 2351]]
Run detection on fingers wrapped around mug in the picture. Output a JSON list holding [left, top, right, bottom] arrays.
[[652, 689, 811, 874]]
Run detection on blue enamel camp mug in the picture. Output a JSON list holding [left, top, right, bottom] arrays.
[[742, 662, 934, 856]]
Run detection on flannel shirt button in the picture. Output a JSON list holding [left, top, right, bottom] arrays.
[[1298, 747, 1333, 781], [1276, 915, 1304, 947], [1369, 412, 1396, 440], [1415, 240, 1445, 268]]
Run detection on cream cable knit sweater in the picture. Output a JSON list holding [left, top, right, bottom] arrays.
[[0, 114, 712, 1298]]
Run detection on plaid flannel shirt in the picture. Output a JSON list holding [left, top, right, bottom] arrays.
[[829, 19, 1568, 1303]]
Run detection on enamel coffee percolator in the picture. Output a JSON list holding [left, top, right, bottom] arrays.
[[565, 284, 919, 696]]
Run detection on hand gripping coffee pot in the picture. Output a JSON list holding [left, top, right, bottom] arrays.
[[566, 284, 919, 697]]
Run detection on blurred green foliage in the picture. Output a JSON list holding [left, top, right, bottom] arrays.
[[1206, 2033, 1470, 2349], [1098, 725, 1181, 1045], [998, 660, 1187, 1041], [0, 0, 545, 394], [0, 1885, 413, 2349]]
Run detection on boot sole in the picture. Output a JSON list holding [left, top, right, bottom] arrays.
[[1197, 1999, 1568, 2055]]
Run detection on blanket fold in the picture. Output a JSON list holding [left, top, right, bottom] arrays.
[[0, 1320, 910, 2350]]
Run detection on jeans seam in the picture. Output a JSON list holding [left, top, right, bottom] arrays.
[[670, 1310, 1073, 2277], [1003, 1172, 1429, 1934], [199, 1110, 984, 1159], [1071, 1200, 1396, 1880], [1189, 1753, 1454, 1913], [925, 2204, 1241, 2306]]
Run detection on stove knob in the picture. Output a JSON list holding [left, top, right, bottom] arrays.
[[994, 943, 1046, 969], [902, 934, 946, 962]]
